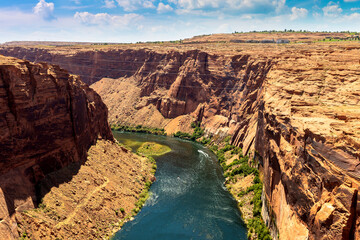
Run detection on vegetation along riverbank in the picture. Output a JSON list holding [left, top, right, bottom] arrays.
[[112, 123, 272, 239]]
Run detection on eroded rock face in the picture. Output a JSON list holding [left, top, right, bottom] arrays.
[[1, 42, 360, 240], [255, 45, 360, 240], [0, 48, 270, 156], [0, 55, 113, 239], [91, 51, 271, 157]]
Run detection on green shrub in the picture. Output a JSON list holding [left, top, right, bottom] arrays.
[[209, 145, 218, 153], [231, 147, 242, 155], [191, 127, 204, 140], [253, 175, 261, 184], [20, 232, 28, 240], [247, 218, 272, 240], [200, 137, 211, 145], [111, 125, 166, 135], [173, 131, 192, 139], [224, 136, 232, 143], [228, 164, 257, 177]]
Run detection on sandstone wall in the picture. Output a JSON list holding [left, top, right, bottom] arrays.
[[0, 55, 113, 239], [1, 44, 359, 239], [0, 47, 271, 156], [255, 46, 360, 239]]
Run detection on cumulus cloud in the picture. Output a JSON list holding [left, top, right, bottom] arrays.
[[176, 0, 220, 9], [115, 0, 155, 11], [290, 7, 308, 20], [100, 0, 290, 15], [274, 0, 286, 14], [344, 12, 360, 20], [33, 0, 55, 20], [157, 3, 173, 13], [173, 0, 287, 14], [104, 0, 116, 8], [143, 1, 156, 8], [323, 2, 343, 17], [74, 12, 143, 27]]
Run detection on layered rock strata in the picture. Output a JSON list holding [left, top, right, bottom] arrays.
[[0, 55, 114, 239], [1, 42, 360, 239], [255, 47, 360, 239]]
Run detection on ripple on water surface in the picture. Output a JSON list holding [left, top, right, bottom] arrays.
[[112, 132, 247, 240]]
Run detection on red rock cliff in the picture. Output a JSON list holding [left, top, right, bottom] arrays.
[[0, 55, 113, 239], [1, 43, 360, 240], [255, 46, 360, 239], [0, 47, 271, 156], [0, 47, 171, 85]]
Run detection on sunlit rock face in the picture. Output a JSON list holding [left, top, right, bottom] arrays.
[[1, 41, 360, 239]]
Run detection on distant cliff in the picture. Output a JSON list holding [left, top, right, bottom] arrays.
[[0, 55, 113, 239]]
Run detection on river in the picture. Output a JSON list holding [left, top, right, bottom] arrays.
[[112, 131, 247, 240]]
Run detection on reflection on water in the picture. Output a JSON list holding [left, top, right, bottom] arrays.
[[112, 131, 247, 240]]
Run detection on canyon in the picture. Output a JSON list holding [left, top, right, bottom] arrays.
[[0, 55, 153, 239], [1, 37, 360, 239]]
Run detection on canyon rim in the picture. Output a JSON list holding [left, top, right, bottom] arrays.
[[1, 34, 359, 239]]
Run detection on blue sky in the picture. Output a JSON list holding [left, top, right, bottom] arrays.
[[0, 0, 359, 43]]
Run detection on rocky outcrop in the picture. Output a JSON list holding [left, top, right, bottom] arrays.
[[255, 46, 360, 239], [92, 50, 272, 157], [0, 47, 179, 85], [16, 139, 154, 240], [1, 41, 360, 239], [0, 55, 113, 239]]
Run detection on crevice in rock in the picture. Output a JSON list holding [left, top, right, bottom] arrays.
[[0, 67, 17, 122], [65, 79, 80, 160], [348, 189, 358, 240], [24, 62, 37, 100]]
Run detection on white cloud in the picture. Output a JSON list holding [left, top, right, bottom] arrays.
[[351, 7, 360, 11], [274, 0, 286, 14], [344, 12, 360, 20], [74, 12, 143, 27], [323, 2, 342, 17], [143, 1, 156, 8], [177, 0, 220, 9], [33, 0, 55, 20], [157, 3, 173, 13], [241, 14, 253, 20], [290, 7, 308, 20], [104, 0, 116, 8], [0, 9, 39, 27], [173, 0, 287, 14], [313, 12, 321, 18], [343, 0, 359, 2], [115, 0, 155, 11]]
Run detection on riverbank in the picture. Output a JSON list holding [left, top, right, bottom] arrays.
[[115, 124, 271, 239], [17, 140, 155, 240], [213, 140, 272, 240], [112, 131, 248, 239], [171, 130, 272, 239]]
